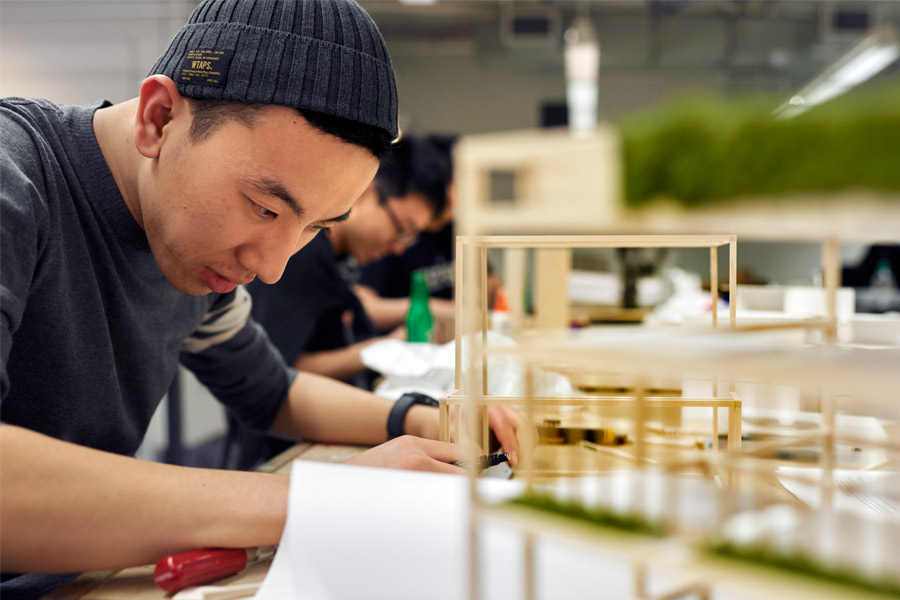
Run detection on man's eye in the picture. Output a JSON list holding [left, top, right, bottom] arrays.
[[249, 200, 276, 219]]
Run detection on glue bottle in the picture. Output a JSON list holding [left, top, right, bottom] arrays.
[[491, 288, 511, 336]]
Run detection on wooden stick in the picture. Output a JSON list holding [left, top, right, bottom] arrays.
[[480, 245, 488, 397], [454, 236, 464, 391], [456, 234, 735, 248], [482, 406, 490, 453], [634, 378, 647, 470], [442, 394, 739, 408], [523, 531, 535, 600], [822, 235, 839, 343], [456, 403, 464, 450], [579, 441, 660, 465], [712, 406, 719, 456], [820, 384, 836, 511], [504, 247, 526, 335], [650, 583, 711, 600], [439, 397, 450, 442], [727, 392, 742, 452], [468, 500, 480, 600], [729, 235, 737, 328], [524, 364, 536, 493], [728, 317, 828, 332], [634, 564, 647, 599], [710, 246, 718, 329]]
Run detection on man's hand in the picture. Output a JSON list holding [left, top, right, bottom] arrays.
[[385, 325, 407, 341], [486, 405, 524, 467], [343, 436, 464, 474], [405, 403, 526, 467]]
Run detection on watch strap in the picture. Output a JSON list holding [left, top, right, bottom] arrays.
[[387, 392, 439, 439]]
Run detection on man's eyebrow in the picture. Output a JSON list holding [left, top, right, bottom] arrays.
[[246, 175, 304, 218]]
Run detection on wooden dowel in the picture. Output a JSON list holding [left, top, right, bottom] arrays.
[[480, 245, 488, 396], [439, 397, 450, 442], [454, 237, 464, 390], [710, 246, 718, 329], [729, 236, 737, 328], [822, 235, 839, 343]]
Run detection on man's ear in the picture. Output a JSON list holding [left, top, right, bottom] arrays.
[[134, 75, 187, 159]]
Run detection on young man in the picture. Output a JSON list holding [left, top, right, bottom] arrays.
[[0, 1, 520, 597], [354, 134, 501, 334], [354, 135, 458, 333], [247, 134, 451, 383]]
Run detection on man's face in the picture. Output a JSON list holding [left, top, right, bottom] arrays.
[[339, 189, 434, 265], [137, 105, 378, 295]]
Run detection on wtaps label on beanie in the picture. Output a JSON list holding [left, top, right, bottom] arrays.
[[178, 49, 235, 89]]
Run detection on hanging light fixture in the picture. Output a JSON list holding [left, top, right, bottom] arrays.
[[564, 14, 600, 136], [774, 26, 899, 119]]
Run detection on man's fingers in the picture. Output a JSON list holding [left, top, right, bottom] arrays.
[[344, 435, 475, 474], [427, 457, 467, 475], [402, 436, 465, 463], [488, 407, 523, 466]]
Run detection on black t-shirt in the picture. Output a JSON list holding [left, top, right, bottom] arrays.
[[359, 223, 454, 300], [247, 233, 374, 367], [231, 234, 376, 470]]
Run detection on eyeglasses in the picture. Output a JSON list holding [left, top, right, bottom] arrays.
[[378, 190, 420, 246]]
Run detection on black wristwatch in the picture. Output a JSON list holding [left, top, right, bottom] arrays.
[[387, 392, 440, 439]]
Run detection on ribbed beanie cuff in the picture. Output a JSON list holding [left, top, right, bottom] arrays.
[[148, 0, 398, 139]]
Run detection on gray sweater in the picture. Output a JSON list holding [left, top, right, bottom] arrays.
[[0, 98, 295, 598]]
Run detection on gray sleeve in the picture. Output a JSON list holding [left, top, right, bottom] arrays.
[[1, 111, 48, 401], [180, 286, 298, 433]]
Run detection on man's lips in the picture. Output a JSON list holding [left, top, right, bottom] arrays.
[[202, 268, 251, 294]]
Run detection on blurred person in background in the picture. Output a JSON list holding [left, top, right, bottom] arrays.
[[355, 134, 501, 338]]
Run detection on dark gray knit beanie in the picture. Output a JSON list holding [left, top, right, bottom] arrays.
[[148, 0, 398, 139]]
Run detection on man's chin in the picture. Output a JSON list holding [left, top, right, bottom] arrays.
[[356, 249, 384, 265], [161, 271, 213, 296], [176, 283, 213, 296]]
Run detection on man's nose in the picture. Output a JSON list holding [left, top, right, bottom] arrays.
[[241, 229, 311, 284], [389, 237, 412, 256]]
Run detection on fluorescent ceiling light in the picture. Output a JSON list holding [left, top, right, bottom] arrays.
[[775, 27, 899, 119]]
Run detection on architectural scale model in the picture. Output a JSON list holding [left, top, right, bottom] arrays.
[[442, 125, 899, 599]]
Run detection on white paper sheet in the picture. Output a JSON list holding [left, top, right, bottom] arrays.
[[255, 461, 512, 600], [776, 466, 900, 519], [360, 333, 582, 402], [254, 461, 636, 600]]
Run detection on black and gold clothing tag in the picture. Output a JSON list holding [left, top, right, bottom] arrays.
[[178, 49, 234, 88]]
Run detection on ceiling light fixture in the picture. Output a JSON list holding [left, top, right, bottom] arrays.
[[564, 16, 600, 136], [775, 26, 899, 119]]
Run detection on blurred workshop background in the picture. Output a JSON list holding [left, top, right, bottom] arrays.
[[3, 0, 897, 458]]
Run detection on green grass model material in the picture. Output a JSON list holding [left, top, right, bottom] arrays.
[[618, 83, 900, 207], [512, 494, 900, 597], [710, 540, 900, 598], [509, 493, 664, 537]]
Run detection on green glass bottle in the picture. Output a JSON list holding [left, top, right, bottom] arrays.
[[406, 270, 434, 342]]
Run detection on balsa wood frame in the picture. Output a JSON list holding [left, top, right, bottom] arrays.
[[441, 233, 898, 600], [443, 234, 739, 451]]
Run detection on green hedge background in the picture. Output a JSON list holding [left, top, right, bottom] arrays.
[[618, 83, 900, 207]]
